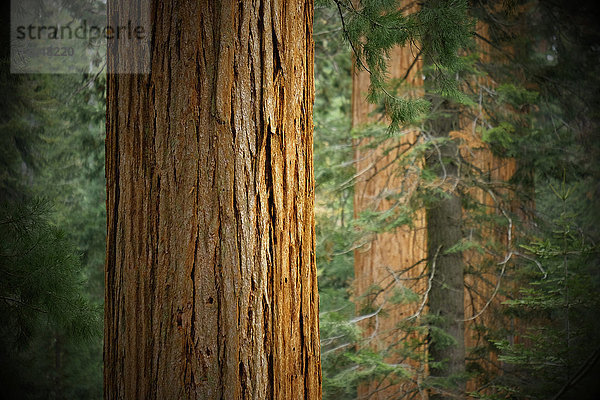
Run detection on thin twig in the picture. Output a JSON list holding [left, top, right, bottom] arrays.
[[408, 245, 442, 320]]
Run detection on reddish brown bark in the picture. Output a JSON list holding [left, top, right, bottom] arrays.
[[352, 2, 429, 397], [459, 21, 525, 394], [352, 10, 523, 400], [104, 1, 321, 399]]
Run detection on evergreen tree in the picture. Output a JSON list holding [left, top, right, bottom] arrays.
[[1, 1, 105, 397], [473, 1, 600, 397]]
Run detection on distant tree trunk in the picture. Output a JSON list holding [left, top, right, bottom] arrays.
[[352, 2, 429, 398], [460, 19, 529, 394], [425, 19, 523, 397], [352, 8, 526, 399], [424, 96, 466, 398], [104, 1, 321, 399]]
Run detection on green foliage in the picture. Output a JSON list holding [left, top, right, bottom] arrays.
[[418, 0, 474, 100], [319, 310, 362, 398], [491, 180, 600, 399], [0, 68, 45, 201], [33, 73, 107, 300], [333, 0, 473, 130], [314, 5, 366, 398], [314, 3, 355, 295], [495, 83, 538, 109], [482, 121, 515, 155], [0, 2, 105, 393], [444, 238, 485, 256], [357, 206, 413, 233], [0, 199, 102, 399], [0, 200, 99, 341]]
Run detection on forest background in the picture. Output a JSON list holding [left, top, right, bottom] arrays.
[[1, 0, 599, 399]]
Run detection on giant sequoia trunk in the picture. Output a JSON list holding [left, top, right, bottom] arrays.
[[104, 1, 321, 399], [352, 2, 429, 398], [352, 7, 522, 398]]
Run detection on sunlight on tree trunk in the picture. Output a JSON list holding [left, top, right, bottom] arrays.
[[104, 1, 321, 398]]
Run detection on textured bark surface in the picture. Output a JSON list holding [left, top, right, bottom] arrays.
[[352, 2, 429, 396], [104, 1, 321, 399]]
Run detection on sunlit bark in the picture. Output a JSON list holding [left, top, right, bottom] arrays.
[[104, 1, 321, 398]]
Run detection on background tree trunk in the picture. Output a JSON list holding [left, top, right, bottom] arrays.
[[459, 19, 528, 394], [424, 96, 466, 399], [352, 2, 429, 397], [104, 1, 321, 399]]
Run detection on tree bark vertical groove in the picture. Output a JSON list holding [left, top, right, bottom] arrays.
[[104, 1, 321, 399]]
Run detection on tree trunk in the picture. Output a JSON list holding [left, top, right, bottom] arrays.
[[425, 112, 466, 397], [104, 1, 321, 399], [460, 19, 528, 394], [424, 99, 465, 399], [352, 2, 429, 398]]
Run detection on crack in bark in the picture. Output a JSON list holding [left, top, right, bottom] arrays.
[[105, 1, 320, 398]]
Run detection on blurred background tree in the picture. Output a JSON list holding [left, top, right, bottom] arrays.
[[1, 1, 105, 398]]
